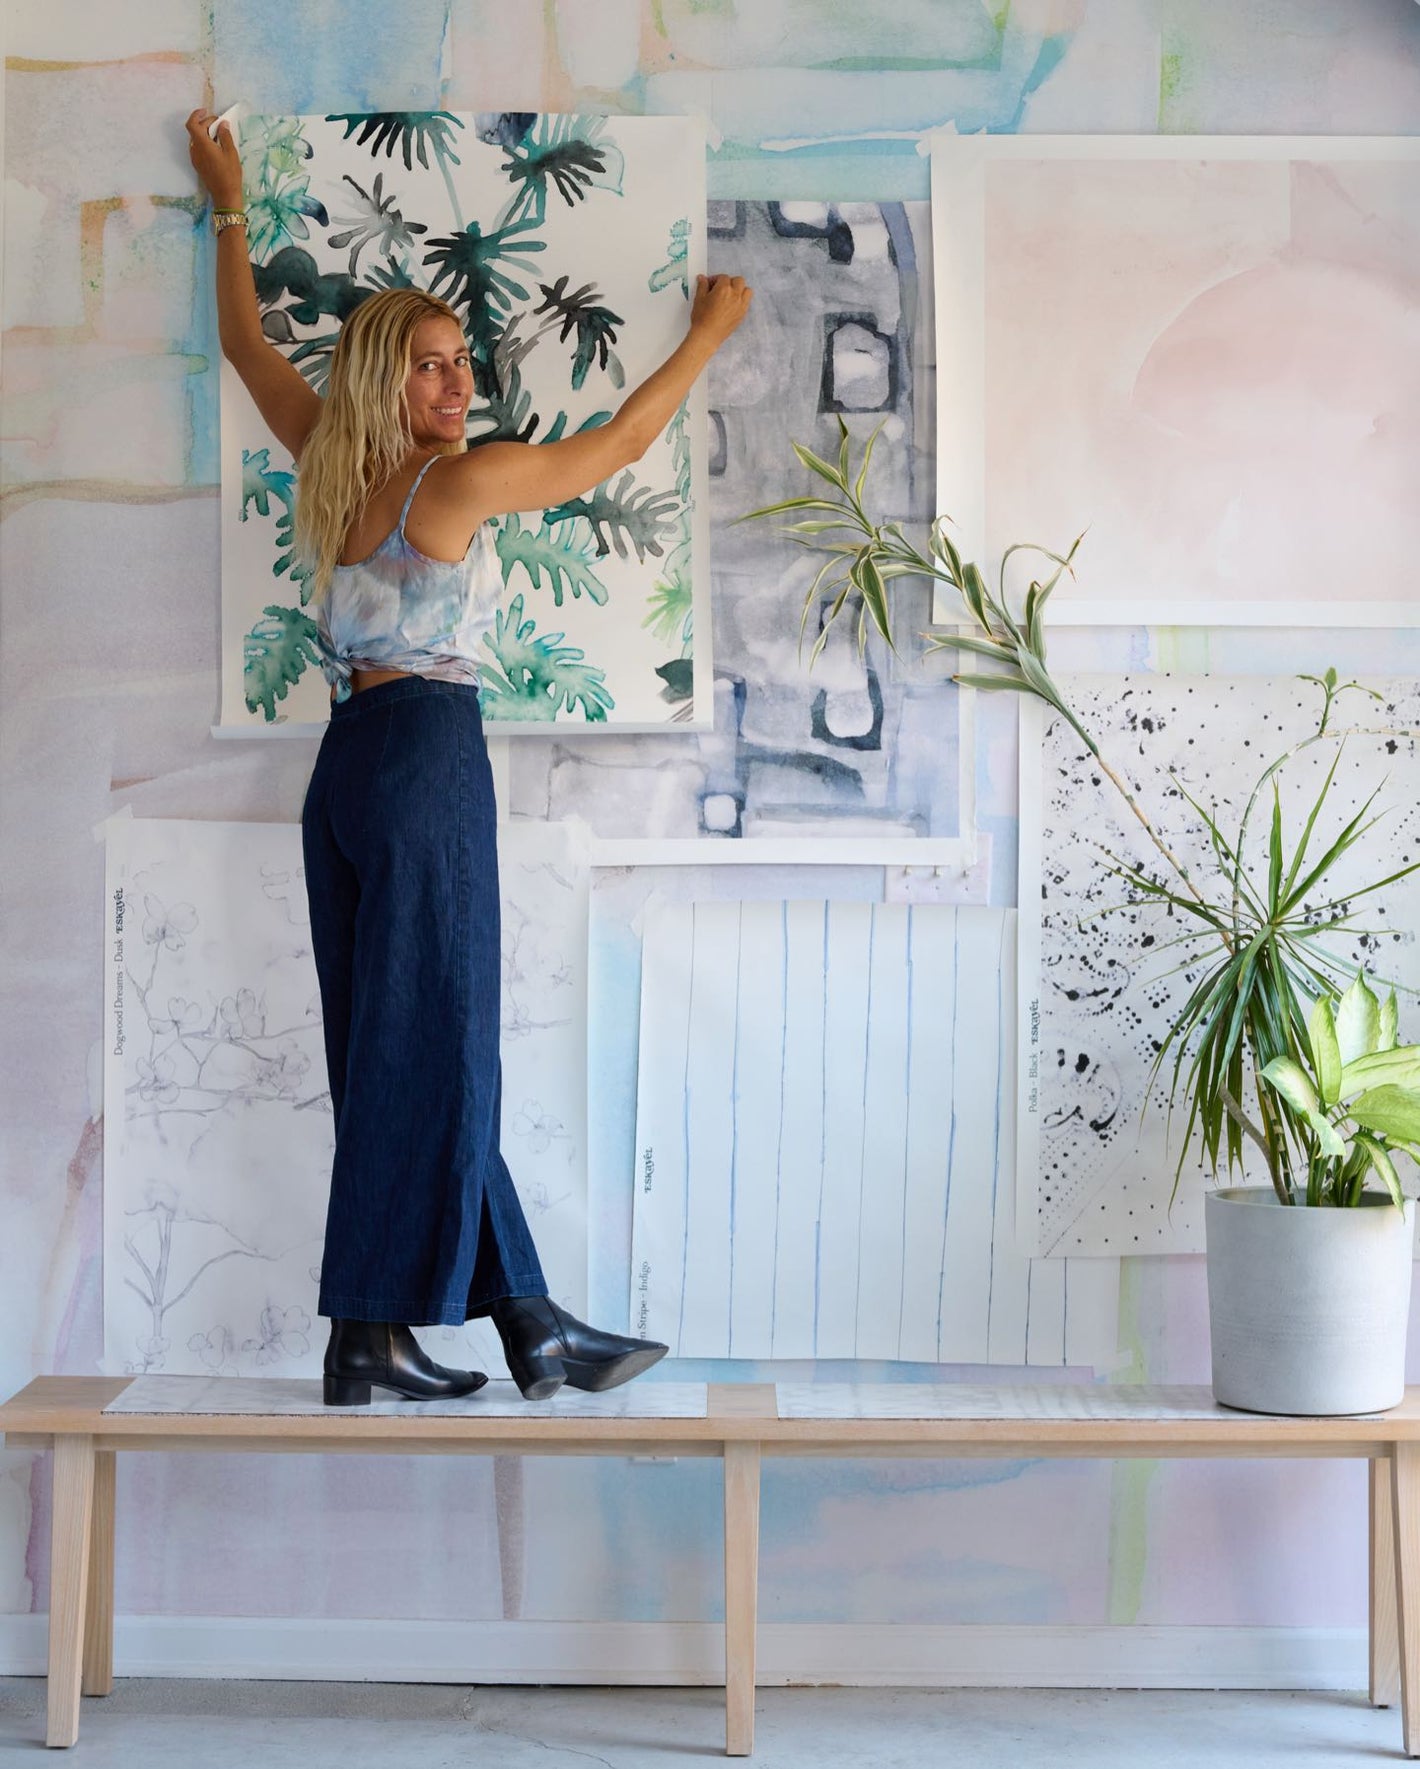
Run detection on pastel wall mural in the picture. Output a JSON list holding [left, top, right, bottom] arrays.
[[931, 134, 1420, 627], [5, 0, 1420, 1675]]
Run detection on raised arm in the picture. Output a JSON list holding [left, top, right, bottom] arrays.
[[186, 108, 323, 461], [454, 275, 752, 525]]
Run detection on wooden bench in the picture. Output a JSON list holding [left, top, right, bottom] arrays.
[[3, 1378, 1420, 1758]]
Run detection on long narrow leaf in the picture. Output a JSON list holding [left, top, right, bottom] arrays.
[[790, 440, 847, 490], [1279, 745, 1346, 900], [853, 423, 883, 505]]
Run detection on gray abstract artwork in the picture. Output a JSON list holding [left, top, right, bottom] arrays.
[[506, 200, 965, 860]]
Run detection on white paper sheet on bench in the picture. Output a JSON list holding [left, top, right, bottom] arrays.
[[104, 1375, 708, 1419], [775, 1383, 1370, 1421], [102, 816, 591, 1383], [630, 900, 1120, 1366]]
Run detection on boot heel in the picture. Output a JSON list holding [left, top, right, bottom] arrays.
[[508, 1352, 565, 1402], [323, 1376, 372, 1407]]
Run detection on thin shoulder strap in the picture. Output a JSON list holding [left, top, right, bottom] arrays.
[[396, 456, 441, 535]]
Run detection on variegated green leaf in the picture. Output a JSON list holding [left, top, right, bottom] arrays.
[[1307, 994, 1341, 1107], [1336, 972, 1382, 1064], [1340, 1047, 1420, 1096], [1349, 1085, 1420, 1144], [1259, 1055, 1319, 1119], [1355, 1134, 1406, 1210]]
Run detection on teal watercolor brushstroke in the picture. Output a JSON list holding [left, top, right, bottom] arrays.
[[212, 0, 452, 115], [478, 593, 614, 722], [186, 213, 221, 484]]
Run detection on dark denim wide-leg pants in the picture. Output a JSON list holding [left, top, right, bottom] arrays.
[[301, 676, 547, 1325]]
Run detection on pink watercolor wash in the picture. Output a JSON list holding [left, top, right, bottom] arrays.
[[981, 154, 1420, 622]]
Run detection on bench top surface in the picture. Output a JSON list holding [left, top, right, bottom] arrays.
[[5, 1377, 1420, 1447]]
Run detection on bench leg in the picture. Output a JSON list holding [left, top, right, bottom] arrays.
[[46, 1435, 95, 1748], [1393, 1443, 1420, 1756], [1374, 1456, 1402, 1708], [724, 1441, 760, 1758], [82, 1451, 116, 1697]]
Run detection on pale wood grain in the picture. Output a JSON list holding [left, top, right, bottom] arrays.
[[1393, 1442, 1420, 1756], [709, 1383, 776, 1419], [81, 1451, 115, 1699], [724, 1441, 760, 1758], [7, 1377, 1420, 1450], [1374, 1457, 1401, 1708], [46, 1436, 94, 1747]]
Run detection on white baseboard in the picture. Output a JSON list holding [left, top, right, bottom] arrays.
[[0, 1615, 1368, 1690]]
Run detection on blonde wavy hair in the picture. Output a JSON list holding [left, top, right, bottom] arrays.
[[295, 288, 467, 601]]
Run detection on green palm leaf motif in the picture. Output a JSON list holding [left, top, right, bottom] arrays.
[[327, 173, 427, 276], [467, 361, 540, 444], [649, 218, 691, 297], [531, 276, 624, 391], [240, 115, 313, 182], [478, 594, 613, 723], [423, 216, 545, 390], [498, 114, 625, 226], [238, 116, 328, 259], [667, 398, 692, 504], [246, 183, 328, 259], [655, 658, 694, 707], [240, 448, 311, 594], [286, 332, 340, 395], [253, 247, 368, 327], [643, 530, 693, 652], [364, 257, 417, 294], [243, 605, 322, 721], [546, 470, 679, 563], [493, 514, 608, 607], [468, 357, 612, 446], [325, 111, 464, 174]]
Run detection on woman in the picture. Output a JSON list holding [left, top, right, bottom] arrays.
[[187, 109, 751, 1407]]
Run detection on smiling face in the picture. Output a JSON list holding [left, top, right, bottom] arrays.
[[402, 315, 474, 449]]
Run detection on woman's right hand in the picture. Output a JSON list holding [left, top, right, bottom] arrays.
[[690, 274, 752, 348], [186, 108, 244, 210]]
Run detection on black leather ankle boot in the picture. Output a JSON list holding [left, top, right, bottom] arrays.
[[322, 1320, 488, 1406], [490, 1296, 668, 1401]]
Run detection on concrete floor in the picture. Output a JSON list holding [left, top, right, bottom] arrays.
[[0, 1680, 1402, 1766]]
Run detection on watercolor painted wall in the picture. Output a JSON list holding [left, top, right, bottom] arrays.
[[5, 0, 1420, 1665]]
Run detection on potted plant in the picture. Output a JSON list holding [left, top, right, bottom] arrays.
[[748, 420, 1420, 1415]]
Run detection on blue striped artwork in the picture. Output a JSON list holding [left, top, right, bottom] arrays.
[[631, 900, 1119, 1365]]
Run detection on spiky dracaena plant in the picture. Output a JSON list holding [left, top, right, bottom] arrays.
[[746, 419, 1420, 1208]]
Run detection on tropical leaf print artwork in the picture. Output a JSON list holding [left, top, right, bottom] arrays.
[[220, 112, 708, 730], [546, 470, 680, 563], [478, 594, 614, 723], [326, 111, 465, 175], [327, 173, 428, 276], [649, 218, 691, 296], [494, 514, 609, 607], [244, 605, 324, 721]]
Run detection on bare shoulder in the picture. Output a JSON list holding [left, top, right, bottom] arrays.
[[429, 442, 517, 493], [427, 441, 533, 521], [401, 449, 508, 557]]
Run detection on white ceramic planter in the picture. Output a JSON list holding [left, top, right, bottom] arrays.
[[1205, 1185, 1415, 1416]]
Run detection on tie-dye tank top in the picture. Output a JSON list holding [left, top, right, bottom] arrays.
[[315, 456, 501, 704]]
